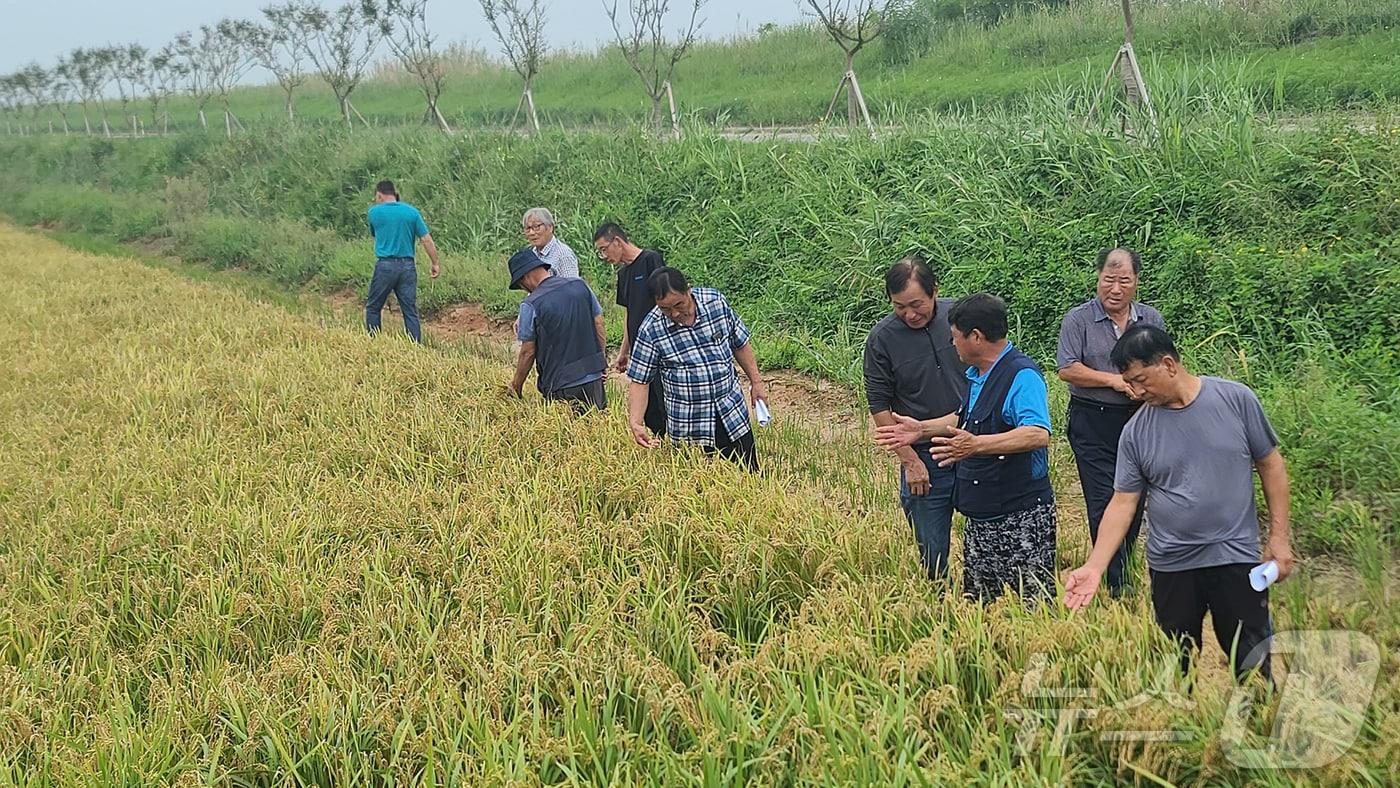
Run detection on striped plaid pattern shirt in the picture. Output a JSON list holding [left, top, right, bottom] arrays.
[[536, 236, 580, 280], [626, 288, 753, 447]]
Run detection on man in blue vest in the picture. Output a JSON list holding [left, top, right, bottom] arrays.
[[875, 293, 1057, 602], [366, 180, 440, 342], [504, 248, 608, 413]]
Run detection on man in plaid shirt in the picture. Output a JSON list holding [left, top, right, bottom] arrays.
[[625, 268, 767, 471]]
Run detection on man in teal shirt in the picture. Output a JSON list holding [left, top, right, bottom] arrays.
[[367, 180, 440, 342]]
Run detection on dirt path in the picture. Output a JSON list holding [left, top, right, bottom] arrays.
[[333, 289, 868, 437]]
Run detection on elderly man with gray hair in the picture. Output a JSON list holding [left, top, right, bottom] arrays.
[[522, 207, 580, 280]]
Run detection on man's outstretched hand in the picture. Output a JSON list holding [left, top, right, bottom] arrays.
[[1062, 564, 1103, 611]]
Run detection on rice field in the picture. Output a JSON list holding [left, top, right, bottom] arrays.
[[0, 223, 1396, 784]]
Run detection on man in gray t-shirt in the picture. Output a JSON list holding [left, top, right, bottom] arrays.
[[1116, 376, 1278, 571], [1064, 326, 1295, 682]]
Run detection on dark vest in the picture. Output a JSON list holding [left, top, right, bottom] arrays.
[[523, 277, 606, 395], [954, 347, 1055, 519]]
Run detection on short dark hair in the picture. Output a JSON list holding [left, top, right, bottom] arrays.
[[947, 293, 1008, 342], [593, 222, 629, 243], [1096, 247, 1141, 274], [1110, 324, 1179, 372], [647, 267, 690, 301], [884, 255, 937, 298], [375, 180, 397, 198]]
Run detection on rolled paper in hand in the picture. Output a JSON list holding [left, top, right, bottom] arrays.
[[1249, 560, 1280, 592], [755, 399, 772, 427]]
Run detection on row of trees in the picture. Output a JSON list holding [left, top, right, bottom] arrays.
[[0, 1, 429, 137], [0, 1, 909, 138]]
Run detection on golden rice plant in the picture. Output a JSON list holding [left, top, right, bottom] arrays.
[[0, 224, 1396, 785]]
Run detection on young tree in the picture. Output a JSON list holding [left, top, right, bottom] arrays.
[[375, 0, 451, 131], [247, 1, 317, 121], [12, 63, 51, 129], [172, 31, 217, 130], [602, 0, 707, 137], [0, 74, 22, 133], [480, 0, 548, 133], [304, 0, 384, 128], [67, 47, 113, 135], [50, 57, 77, 133], [138, 45, 187, 133], [108, 44, 148, 133], [206, 19, 259, 135], [174, 22, 254, 134], [803, 0, 900, 133]]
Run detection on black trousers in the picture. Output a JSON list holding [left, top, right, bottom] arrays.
[[705, 411, 758, 473], [1151, 563, 1273, 682], [643, 378, 667, 436], [546, 378, 607, 415], [1068, 396, 1145, 594]]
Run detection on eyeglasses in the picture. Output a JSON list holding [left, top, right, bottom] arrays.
[[523, 223, 547, 233], [594, 239, 614, 260]]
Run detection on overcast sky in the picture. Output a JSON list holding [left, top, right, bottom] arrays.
[[0, 0, 808, 75]]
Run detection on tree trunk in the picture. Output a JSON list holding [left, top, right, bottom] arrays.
[[525, 86, 539, 132], [649, 95, 663, 135], [225, 109, 233, 138], [83, 111, 92, 135], [285, 91, 295, 122], [846, 53, 857, 126], [102, 117, 111, 138], [198, 109, 207, 130], [340, 95, 352, 128]]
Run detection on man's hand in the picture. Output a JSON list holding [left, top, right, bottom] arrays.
[[1062, 564, 1103, 611], [1109, 374, 1137, 399], [874, 412, 925, 449], [614, 352, 630, 374], [631, 423, 660, 449], [503, 382, 522, 399], [749, 379, 768, 409], [929, 427, 978, 467], [902, 457, 931, 496], [1264, 536, 1295, 582], [430, 261, 441, 279]]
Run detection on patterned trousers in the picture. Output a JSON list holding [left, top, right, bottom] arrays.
[[963, 499, 1058, 603]]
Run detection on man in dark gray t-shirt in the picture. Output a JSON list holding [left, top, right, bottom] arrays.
[[1064, 325, 1295, 682], [863, 256, 968, 584]]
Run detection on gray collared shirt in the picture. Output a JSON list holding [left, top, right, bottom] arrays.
[[1056, 297, 1165, 405]]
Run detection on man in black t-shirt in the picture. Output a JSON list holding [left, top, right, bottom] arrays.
[[594, 222, 667, 434]]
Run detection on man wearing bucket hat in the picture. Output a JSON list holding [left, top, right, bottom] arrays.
[[504, 248, 609, 413]]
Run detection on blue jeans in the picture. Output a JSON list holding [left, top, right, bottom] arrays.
[[366, 258, 421, 342], [899, 456, 956, 582]]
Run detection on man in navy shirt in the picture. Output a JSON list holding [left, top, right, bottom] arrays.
[[505, 248, 609, 413], [367, 180, 440, 342]]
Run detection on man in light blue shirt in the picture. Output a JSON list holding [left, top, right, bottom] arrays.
[[366, 180, 441, 342]]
